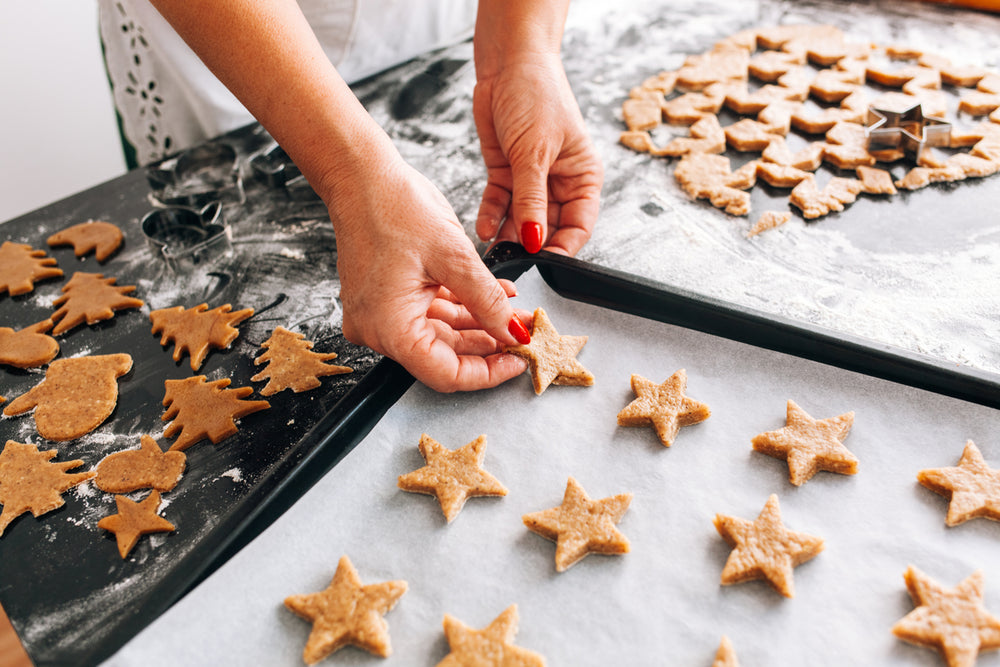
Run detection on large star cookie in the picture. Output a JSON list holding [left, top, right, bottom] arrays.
[[94, 434, 186, 493], [97, 489, 175, 558], [251, 326, 352, 396], [0, 440, 95, 535], [47, 220, 124, 262], [751, 400, 857, 486], [522, 476, 631, 572], [713, 494, 824, 597], [505, 307, 594, 394], [0, 319, 59, 369], [150, 303, 254, 371], [0, 241, 63, 297], [284, 555, 407, 663], [397, 434, 508, 522], [617, 369, 711, 446], [438, 605, 546, 667], [161, 376, 270, 451], [892, 566, 1000, 667], [918, 440, 1000, 527]]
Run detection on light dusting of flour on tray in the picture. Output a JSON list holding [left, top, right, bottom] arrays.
[[219, 468, 243, 483]]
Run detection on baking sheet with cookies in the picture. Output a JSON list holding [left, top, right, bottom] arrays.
[[108, 264, 1000, 666]]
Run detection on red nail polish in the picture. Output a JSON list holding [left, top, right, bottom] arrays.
[[521, 222, 543, 254], [508, 314, 531, 345]]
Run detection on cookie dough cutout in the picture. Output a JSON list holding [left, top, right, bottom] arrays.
[[251, 326, 352, 396], [505, 307, 594, 395], [98, 489, 175, 558], [0, 440, 95, 536], [50, 272, 144, 335], [150, 303, 254, 371], [3, 354, 133, 441], [284, 555, 407, 663], [712, 636, 739, 667], [917, 440, 1000, 527], [789, 175, 863, 219], [617, 370, 711, 447], [0, 241, 63, 297], [397, 434, 507, 523], [892, 566, 1000, 667], [751, 399, 857, 486], [161, 376, 270, 451], [522, 476, 632, 572], [94, 434, 186, 493], [0, 319, 59, 369], [747, 211, 792, 238], [713, 494, 824, 598], [674, 153, 751, 216], [439, 605, 546, 667], [856, 165, 898, 195], [46, 221, 123, 262]]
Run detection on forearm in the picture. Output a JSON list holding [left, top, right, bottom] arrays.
[[474, 0, 571, 78]]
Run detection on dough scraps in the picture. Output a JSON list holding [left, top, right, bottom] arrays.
[[892, 566, 1000, 667], [94, 434, 186, 493], [438, 605, 546, 667], [161, 375, 270, 451], [150, 303, 254, 371], [46, 221, 123, 262], [251, 326, 352, 396], [50, 272, 144, 335], [0, 319, 59, 369], [3, 354, 133, 441], [751, 399, 857, 486], [97, 489, 175, 559], [397, 433, 507, 523], [0, 241, 63, 297], [917, 440, 1000, 527], [284, 555, 407, 663], [505, 307, 594, 395], [748, 210, 792, 237], [712, 636, 739, 667], [0, 440, 95, 536], [522, 476, 631, 572], [713, 494, 824, 598], [616, 369, 711, 447], [789, 175, 863, 219]]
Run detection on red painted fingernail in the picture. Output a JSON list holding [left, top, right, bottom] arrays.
[[521, 222, 543, 254], [508, 314, 531, 345]]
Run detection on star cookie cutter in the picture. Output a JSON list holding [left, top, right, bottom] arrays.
[[865, 102, 951, 156], [140, 201, 232, 273]]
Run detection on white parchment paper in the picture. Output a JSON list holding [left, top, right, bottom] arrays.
[[107, 267, 1000, 666]]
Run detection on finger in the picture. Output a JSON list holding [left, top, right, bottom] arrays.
[[401, 335, 529, 392], [436, 280, 517, 305], [476, 180, 512, 243], [510, 160, 551, 254], [545, 192, 601, 256]]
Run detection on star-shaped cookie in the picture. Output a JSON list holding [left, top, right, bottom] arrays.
[[97, 489, 175, 558], [751, 400, 857, 486], [918, 440, 1000, 527], [437, 605, 546, 667], [522, 476, 632, 572], [712, 635, 739, 667], [616, 369, 711, 446], [505, 307, 594, 394], [284, 555, 407, 663], [713, 494, 824, 597], [397, 434, 508, 522], [892, 566, 1000, 667]]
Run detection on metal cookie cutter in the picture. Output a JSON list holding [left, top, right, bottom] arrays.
[[147, 142, 244, 208], [141, 201, 232, 273], [249, 143, 321, 201], [865, 102, 951, 157]]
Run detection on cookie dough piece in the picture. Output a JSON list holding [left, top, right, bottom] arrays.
[[0, 440, 95, 536], [438, 605, 545, 667], [712, 636, 740, 667], [856, 165, 898, 195], [724, 119, 782, 152], [958, 91, 1000, 117], [0, 320, 59, 369], [674, 153, 752, 216], [748, 50, 805, 82], [161, 376, 270, 451], [505, 307, 594, 395], [150, 303, 253, 371], [789, 175, 862, 219], [94, 434, 186, 493], [0, 241, 63, 297], [747, 211, 792, 238], [676, 46, 749, 90], [756, 162, 812, 188], [895, 165, 967, 191], [917, 440, 1000, 527], [617, 370, 711, 447], [656, 115, 726, 157], [251, 326, 352, 396], [50, 272, 144, 335], [810, 68, 863, 103], [622, 98, 662, 132], [97, 489, 175, 559], [46, 221, 124, 262]]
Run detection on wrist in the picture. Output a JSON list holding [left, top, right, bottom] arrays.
[[474, 0, 569, 80]]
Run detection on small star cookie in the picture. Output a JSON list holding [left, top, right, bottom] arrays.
[[713, 494, 824, 597], [917, 440, 1000, 527], [397, 434, 508, 522], [892, 566, 1000, 667], [522, 476, 631, 572], [97, 489, 175, 558], [505, 307, 594, 394], [617, 369, 711, 447], [751, 400, 857, 486], [0, 440, 95, 536], [712, 635, 739, 667], [438, 605, 546, 667], [47, 221, 124, 262], [284, 555, 407, 663]]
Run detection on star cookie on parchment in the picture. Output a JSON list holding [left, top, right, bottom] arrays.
[[617, 369, 711, 447], [0, 319, 59, 369], [284, 555, 407, 663], [713, 494, 824, 597], [892, 566, 1000, 667], [918, 440, 1000, 527], [0, 440, 95, 536], [751, 400, 857, 486], [397, 434, 508, 522], [0, 241, 63, 297], [50, 272, 144, 335], [94, 434, 186, 493], [251, 326, 352, 396], [522, 476, 632, 572], [505, 307, 594, 394], [150, 303, 254, 371], [47, 220, 124, 262], [161, 376, 270, 451], [437, 604, 546, 667], [712, 635, 739, 667], [97, 489, 175, 558]]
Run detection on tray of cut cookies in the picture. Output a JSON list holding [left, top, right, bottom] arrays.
[[106, 246, 1000, 666]]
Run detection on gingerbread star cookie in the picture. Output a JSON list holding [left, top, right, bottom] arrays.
[[94, 434, 186, 493], [713, 494, 824, 597], [712, 635, 739, 667], [751, 400, 857, 486], [892, 566, 1000, 667], [251, 326, 352, 396], [0, 440, 95, 536], [0, 241, 63, 297], [161, 376, 270, 451], [505, 307, 594, 395], [97, 489, 175, 558], [397, 434, 508, 522], [522, 476, 632, 572], [47, 220, 124, 262], [0, 319, 59, 369], [50, 272, 144, 335], [284, 555, 407, 663], [617, 369, 711, 447], [917, 440, 1000, 527], [438, 605, 546, 667], [150, 303, 254, 371]]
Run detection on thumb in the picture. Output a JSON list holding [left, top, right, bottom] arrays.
[[510, 161, 550, 254], [437, 251, 531, 347]]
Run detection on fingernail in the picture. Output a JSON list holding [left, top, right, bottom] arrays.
[[521, 222, 543, 254], [508, 314, 531, 345]]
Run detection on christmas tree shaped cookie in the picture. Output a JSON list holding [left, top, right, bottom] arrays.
[[0, 319, 60, 369], [95, 434, 186, 493], [50, 272, 144, 335], [150, 303, 254, 371], [0, 241, 63, 297], [0, 440, 95, 535], [161, 376, 270, 451], [47, 220, 124, 262], [251, 326, 352, 396]]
